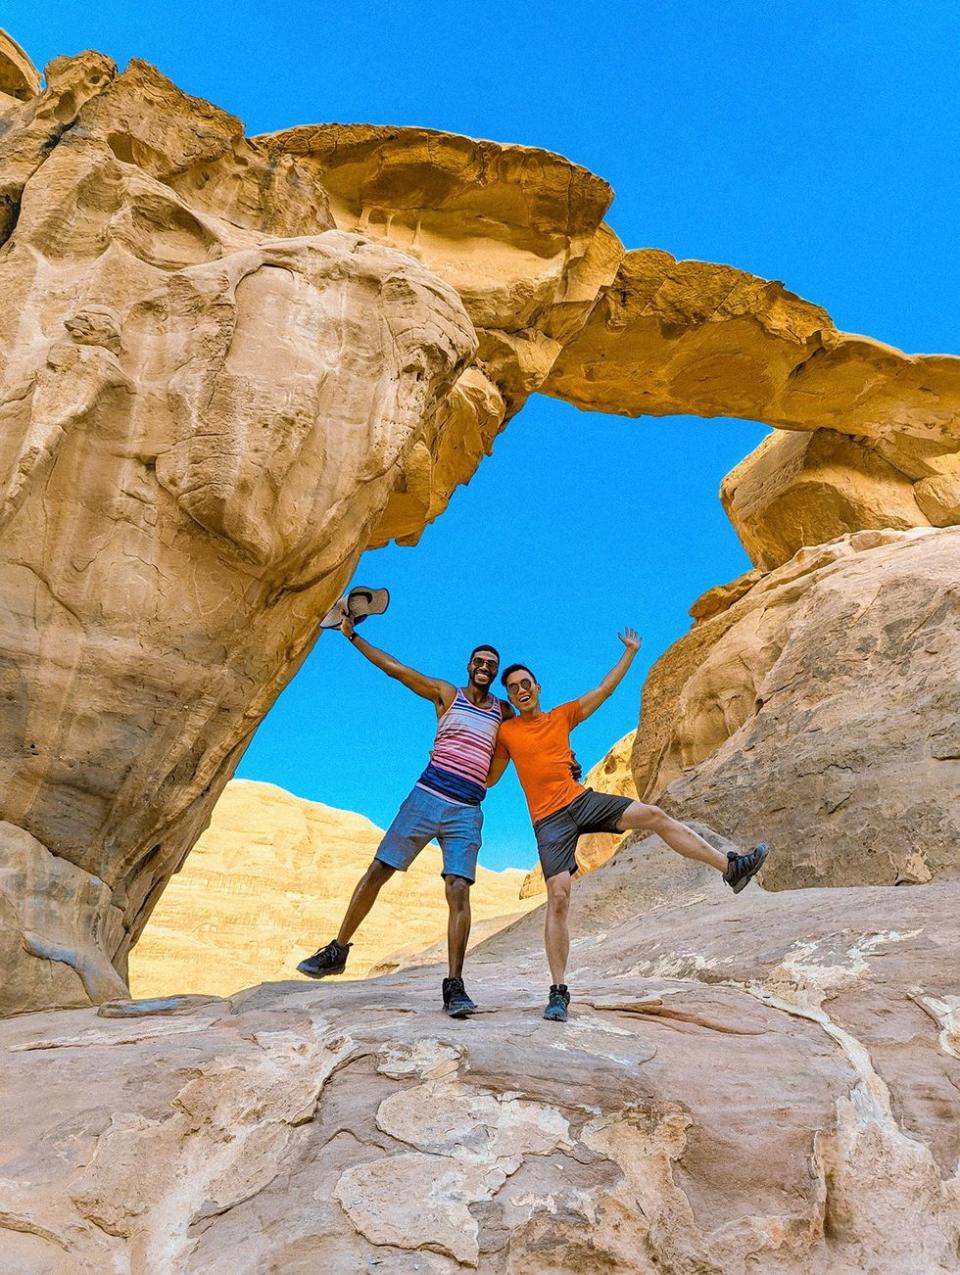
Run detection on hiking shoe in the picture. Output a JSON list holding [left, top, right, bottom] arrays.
[[296, 939, 351, 979], [543, 984, 570, 1022], [724, 842, 770, 894], [442, 976, 477, 1018]]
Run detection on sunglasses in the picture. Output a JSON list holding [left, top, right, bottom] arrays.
[[508, 678, 534, 692]]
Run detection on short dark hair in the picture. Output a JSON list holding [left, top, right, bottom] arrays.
[[470, 644, 500, 663], [501, 662, 535, 688]]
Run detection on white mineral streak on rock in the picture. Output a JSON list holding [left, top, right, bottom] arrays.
[[376, 1037, 464, 1080], [911, 992, 960, 1061], [735, 933, 960, 1273], [68, 1031, 354, 1270], [334, 1080, 574, 1267], [376, 1080, 572, 1170]]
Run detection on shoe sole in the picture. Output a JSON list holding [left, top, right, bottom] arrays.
[[543, 1011, 568, 1022], [444, 1003, 477, 1018], [730, 842, 769, 894], [296, 963, 347, 979]]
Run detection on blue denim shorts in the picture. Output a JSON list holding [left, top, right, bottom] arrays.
[[375, 785, 483, 883]]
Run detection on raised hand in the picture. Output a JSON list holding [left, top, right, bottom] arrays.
[[618, 626, 641, 652], [340, 614, 355, 640]]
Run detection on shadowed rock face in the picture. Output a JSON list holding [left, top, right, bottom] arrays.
[[632, 527, 960, 888]]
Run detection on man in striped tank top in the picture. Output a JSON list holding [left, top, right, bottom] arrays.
[[296, 617, 512, 1018]]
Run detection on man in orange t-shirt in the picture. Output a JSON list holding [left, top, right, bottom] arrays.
[[489, 629, 769, 1022]]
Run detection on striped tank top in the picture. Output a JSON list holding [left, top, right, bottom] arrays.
[[416, 689, 504, 806]]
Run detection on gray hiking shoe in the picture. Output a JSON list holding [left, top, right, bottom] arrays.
[[724, 842, 769, 894], [543, 984, 570, 1022], [442, 977, 477, 1018], [297, 939, 351, 978]]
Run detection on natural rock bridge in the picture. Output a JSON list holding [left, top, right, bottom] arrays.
[[1, 34, 957, 1017]]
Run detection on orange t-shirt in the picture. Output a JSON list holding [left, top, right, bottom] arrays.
[[494, 700, 585, 824]]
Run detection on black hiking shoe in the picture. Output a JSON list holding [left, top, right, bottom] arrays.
[[442, 977, 477, 1018], [724, 842, 770, 894], [543, 984, 570, 1022], [296, 939, 351, 979]]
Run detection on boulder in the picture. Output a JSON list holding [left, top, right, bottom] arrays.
[[632, 527, 960, 889], [720, 428, 929, 570], [2, 870, 958, 1272]]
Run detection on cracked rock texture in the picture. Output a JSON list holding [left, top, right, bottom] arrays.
[[2, 862, 958, 1272], [128, 779, 537, 999], [631, 526, 960, 889]]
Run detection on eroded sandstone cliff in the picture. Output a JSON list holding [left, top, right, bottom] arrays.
[[629, 526, 960, 888], [1, 24, 958, 1026], [129, 779, 538, 997]]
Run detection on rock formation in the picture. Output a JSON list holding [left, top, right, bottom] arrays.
[[520, 730, 636, 897], [0, 43, 473, 1014], [1, 22, 959, 1270], [544, 249, 960, 567], [129, 779, 538, 998], [3, 856, 958, 1271], [1, 23, 958, 1026], [631, 527, 960, 889]]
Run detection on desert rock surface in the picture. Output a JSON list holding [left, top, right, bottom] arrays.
[[129, 779, 537, 998], [631, 526, 960, 890], [3, 859, 958, 1272]]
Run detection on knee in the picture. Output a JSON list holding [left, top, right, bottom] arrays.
[[635, 803, 668, 832], [367, 859, 394, 886], [445, 875, 471, 909], [546, 881, 571, 914]]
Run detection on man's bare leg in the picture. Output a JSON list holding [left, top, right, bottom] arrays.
[[616, 802, 728, 872], [335, 858, 396, 946], [544, 871, 572, 985], [445, 874, 472, 979]]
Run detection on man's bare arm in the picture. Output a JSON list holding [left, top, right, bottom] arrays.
[[342, 616, 456, 711], [486, 754, 510, 787], [576, 628, 642, 722]]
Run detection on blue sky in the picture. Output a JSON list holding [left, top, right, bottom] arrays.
[[10, 4, 960, 870]]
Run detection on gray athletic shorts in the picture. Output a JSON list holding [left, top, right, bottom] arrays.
[[533, 788, 633, 880]]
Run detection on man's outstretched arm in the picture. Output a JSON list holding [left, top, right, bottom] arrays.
[[576, 628, 642, 722], [341, 616, 456, 712]]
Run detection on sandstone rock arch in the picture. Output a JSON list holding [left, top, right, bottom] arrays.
[[0, 30, 957, 1014]]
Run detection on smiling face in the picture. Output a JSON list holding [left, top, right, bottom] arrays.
[[467, 647, 499, 692], [505, 666, 541, 715]]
